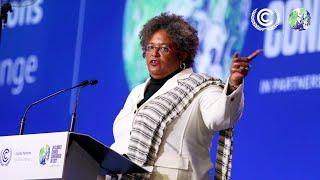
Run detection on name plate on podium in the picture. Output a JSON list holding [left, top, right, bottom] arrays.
[[0, 132, 69, 179], [0, 131, 148, 179]]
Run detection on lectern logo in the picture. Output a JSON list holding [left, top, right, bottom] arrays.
[[0, 148, 12, 166], [39, 144, 50, 165]]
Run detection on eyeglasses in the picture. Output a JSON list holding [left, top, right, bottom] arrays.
[[145, 44, 175, 55]]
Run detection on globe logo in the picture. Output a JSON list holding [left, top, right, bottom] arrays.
[[123, 0, 252, 89], [289, 8, 311, 31], [39, 144, 50, 165], [0, 148, 12, 166]]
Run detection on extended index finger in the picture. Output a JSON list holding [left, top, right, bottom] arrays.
[[247, 49, 262, 61]]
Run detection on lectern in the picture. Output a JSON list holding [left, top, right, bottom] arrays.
[[0, 132, 148, 179]]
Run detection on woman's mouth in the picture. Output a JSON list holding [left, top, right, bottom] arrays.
[[150, 60, 159, 66]]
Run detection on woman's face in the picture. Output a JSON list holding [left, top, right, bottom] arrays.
[[145, 29, 180, 79]]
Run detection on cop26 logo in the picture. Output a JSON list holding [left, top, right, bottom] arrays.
[[0, 148, 12, 166], [39, 144, 50, 165], [251, 8, 280, 31]]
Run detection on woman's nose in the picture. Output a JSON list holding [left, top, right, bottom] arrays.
[[151, 48, 161, 57]]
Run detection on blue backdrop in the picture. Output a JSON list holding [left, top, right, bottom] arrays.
[[1, 0, 319, 179]]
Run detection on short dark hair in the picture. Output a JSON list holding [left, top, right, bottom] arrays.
[[139, 12, 199, 68]]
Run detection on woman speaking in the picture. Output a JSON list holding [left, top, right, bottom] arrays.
[[110, 13, 261, 179]]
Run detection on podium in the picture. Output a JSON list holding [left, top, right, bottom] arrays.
[[0, 132, 148, 179]]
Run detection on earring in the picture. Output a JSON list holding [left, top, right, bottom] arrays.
[[180, 61, 186, 70]]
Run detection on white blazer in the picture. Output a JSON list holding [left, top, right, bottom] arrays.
[[111, 68, 244, 180]]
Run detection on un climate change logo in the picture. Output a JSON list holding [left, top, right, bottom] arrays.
[[0, 148, 12, 166], [251, 8, 280, 31]]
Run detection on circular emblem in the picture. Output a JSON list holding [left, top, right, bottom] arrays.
[[251, 8, 280, 31], [123, 0, 252, 89], [289, 8, 311, 31], [39, 144, 50, 165], [0, 148, 12, 166]]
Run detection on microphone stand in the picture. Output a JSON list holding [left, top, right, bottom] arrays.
[[19, 80, 91, 135], [69, 88, 80, 132], [69, 80, 98, 132]]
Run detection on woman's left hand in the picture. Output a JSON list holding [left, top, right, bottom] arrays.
[[229, 49, 262, 88]]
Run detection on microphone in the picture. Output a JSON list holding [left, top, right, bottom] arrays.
[[19, 79, 98, 135], [77, 80, 98, 87]]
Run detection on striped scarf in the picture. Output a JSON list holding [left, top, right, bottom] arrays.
[[126, 73, 225, 175], [214, 128, 234, 180]]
